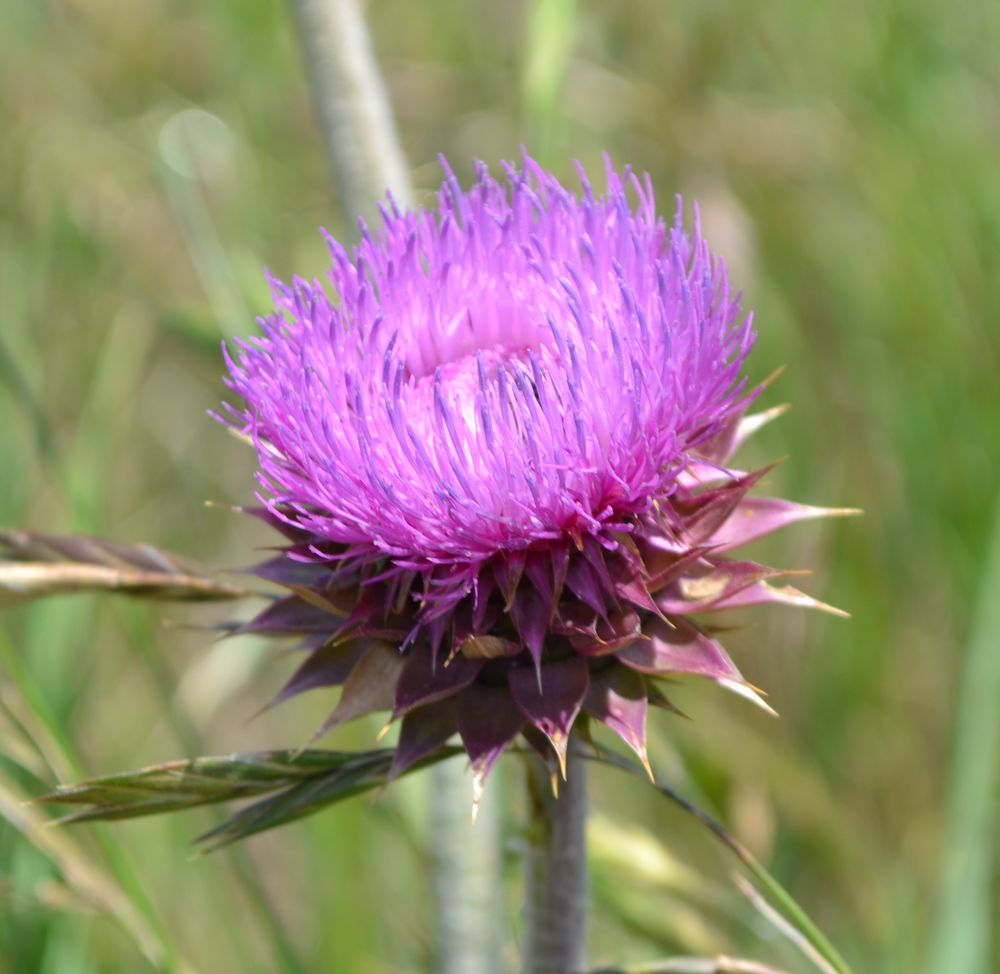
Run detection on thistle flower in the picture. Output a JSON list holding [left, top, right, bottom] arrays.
[[222, 153, 845, 800]]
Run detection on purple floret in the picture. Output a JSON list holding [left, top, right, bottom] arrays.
[[224, 154, 752, 585]]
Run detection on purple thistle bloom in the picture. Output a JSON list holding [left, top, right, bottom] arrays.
[[222, 153, 848, 798]]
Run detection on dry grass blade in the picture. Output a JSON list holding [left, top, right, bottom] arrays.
[[0, 777, 195, 973], [0, 529, 249, 605], [732, 874, 837, 974]]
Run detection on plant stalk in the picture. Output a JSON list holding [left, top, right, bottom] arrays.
[[289, 0, 412, 221], [430, 759, 503, 974], [523, 740, 588, 974]]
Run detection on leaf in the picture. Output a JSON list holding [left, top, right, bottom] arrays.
[[0, 529, 248, 606], [927, 494, 1000, 974], [618, 618, 742, 682], [196, 751, 396, 850], [393, 644, 483, 717], [249, 554, 331, 588], [265, 638, 369, 709], [196, 747, 458, 851], [583, 665, 652, 776], [709, 497, 861, 551], [706, 580, 849, 618], [454, 684, 525, 806], [388, 699, 458, 780], [675, 465, 777, 543], [655, 559, 788, 615], [618, 618, 777, 716], [235, 594, 340, 634]]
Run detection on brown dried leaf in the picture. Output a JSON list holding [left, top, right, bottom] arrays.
[[0, 530, 248, 606]]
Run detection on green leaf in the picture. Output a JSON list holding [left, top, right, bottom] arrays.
[[926, 499, 1000, 974], [39, 747, 460, 845], [196, 750, 397, 850]]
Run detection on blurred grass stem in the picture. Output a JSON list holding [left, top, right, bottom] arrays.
[[521, 0, 577, 164], [430, 758, 503, 974], [926, 496, 1000, 972], [0, 631, 192, 974], [591, 745, 852, 974], [115, 603, 307, 974], [158, 109, 249, 339]]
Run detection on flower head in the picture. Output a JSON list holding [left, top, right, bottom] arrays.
[[222, 153, 846, 798]]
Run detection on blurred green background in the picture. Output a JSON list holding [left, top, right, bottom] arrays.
[[1, 0, 998, 971]]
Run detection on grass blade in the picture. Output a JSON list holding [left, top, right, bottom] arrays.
[[589, 745, 853, 974], [926, 499, 1000, 973], [0, 632, 192, 973], [39, 750, 374, 821]]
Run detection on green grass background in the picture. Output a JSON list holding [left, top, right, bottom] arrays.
[[1, 0, 998, 971]]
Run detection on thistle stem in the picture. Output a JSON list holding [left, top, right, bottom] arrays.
[[430, 759, 503, 974], [289, 0, 412, 219], [523, 740, 588, 974]]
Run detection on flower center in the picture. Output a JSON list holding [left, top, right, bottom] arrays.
[[400, 296, 548, 437], [402, 344, 526, 440], [402, 296, 545, 379]]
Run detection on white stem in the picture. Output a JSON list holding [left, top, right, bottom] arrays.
[[289, 0, 412, 217], [523, 743, 588, 974], [430, 760, 504, 974]]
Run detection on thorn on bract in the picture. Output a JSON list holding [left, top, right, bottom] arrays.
[[550, 732, 569, 780], [638, 747, 655, 783], [718, 677, 779, 717]]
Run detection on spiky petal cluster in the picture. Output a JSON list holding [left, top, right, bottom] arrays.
[[223, 154, 846, 796]]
